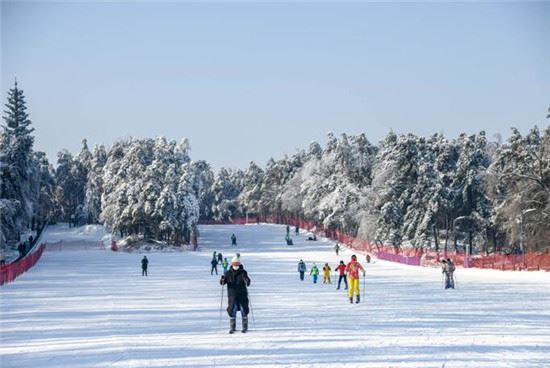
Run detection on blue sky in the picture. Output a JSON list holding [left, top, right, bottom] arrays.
[[2, 2, 549, 169]]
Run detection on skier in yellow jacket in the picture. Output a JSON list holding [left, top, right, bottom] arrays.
[[346, 255, 365, 304], [322, 263, 332, 284]]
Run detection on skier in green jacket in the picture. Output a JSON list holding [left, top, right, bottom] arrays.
[[310, 263, 319, 284]]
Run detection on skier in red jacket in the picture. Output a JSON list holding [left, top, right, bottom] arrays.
[[335, 260, 348, 290]]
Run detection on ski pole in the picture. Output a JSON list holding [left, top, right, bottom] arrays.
[[248, 295, 256, 329], [219, 284, 224, 329], [362, 273, 365, 300]]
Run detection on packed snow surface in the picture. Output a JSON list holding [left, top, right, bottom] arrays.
[[1, 224, 549, 367]]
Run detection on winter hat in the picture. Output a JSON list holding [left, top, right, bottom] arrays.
[[231, 255, 241, 266]]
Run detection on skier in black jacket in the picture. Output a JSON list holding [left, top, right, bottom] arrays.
[[141, 256, 148, 276], [220, 255, 251, 333]]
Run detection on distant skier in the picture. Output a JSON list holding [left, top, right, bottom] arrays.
[[286, 225, 290, 237], [322, 263, 332, 284], [141, 256, 148, 276], [335, 261, 348, 290], [442, 258, 455, 289], [310, 263, 319, 284], [335, 243, 340, 256], [217, 252, 223, 264], [285, 235, 293, 245], [211, 256, 219, 275], [295, 225, 299, 235], [346, 255, 365, 303], [231, 234, 237, 246], [220, 255, 251, 333], [297, 259, 307, 281], [222, 257, 229, 273]]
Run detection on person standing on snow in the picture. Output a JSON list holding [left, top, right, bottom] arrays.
[[297, 259, 307, 281], [334, 243, 340, 256], [222, 257, 229, 273], [295, 225, 299, 235], [442, 258, 456, 289], [310, 263, 319, 284], [346, 255, 365, 303], [211, 255, 219, 275], [220, 255, 251, 333], [335, 260, 348, 290], [286, 225, 290, 237], [322, 263, 332, 284], [217, 252, 223, 264], [141, 256, 148, 276], [231, 234, 237, 246]]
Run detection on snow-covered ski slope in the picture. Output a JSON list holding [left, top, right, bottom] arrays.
[[1, 224, 549, 368]]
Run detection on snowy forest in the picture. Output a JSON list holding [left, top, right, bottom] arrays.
[[2, 81, 550, 254]]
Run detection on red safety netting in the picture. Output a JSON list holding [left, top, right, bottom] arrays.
[[0, 243, 46, 286], [199, 216, 550, 271]]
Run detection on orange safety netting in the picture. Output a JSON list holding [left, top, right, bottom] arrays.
[[0, 244, 46, 286]]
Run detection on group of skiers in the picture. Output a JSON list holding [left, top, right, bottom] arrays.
[[297, 254, 366, 303], [211, 251, 231, 275]]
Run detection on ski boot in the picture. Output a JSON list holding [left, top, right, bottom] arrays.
[[229, 318, 236, 334], [356, 295, 360, 304], [349, 297, 353, 304], [242, 316, 248, 333]]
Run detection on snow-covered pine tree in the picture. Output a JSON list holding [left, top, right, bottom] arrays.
[[239, 161, 264, 219], [83, 144, 107, 224], [0, 80, 39, 243]]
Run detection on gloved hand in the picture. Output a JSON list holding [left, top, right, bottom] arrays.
[[220, 276, 225, 285]]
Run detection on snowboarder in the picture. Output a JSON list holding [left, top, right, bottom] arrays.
[[310, 263, 319, 284], [295, 225, 299, 235], [334, 243, 340, 256], [346, 255, 365, 303], [211, 255, 219, 275], [220, 255, 251, 333], [297, 259, 306, 281], [335, 260, 348, 290], [141, 256, 148, 276], [322, 263, 332, 284], [217, 252, 223, 264], [222, 257, 229, 273], [231, 234, 237, 246]]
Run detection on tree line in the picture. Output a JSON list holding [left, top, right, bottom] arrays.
[[1, 81, 549, 254]]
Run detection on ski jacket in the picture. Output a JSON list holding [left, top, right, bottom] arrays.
[[346, 260, 365, 279], [298, 262, 306, 273], [310, 265, 319, 276], [211, 259, 218, 266], [323, 266, 331, 276], [220, 265, 251, 317], [335, 264, 346, 276], [141, 258, 148, 269]]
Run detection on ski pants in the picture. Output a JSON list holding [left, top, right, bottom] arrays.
[[348, 278, 360, 298], [229, 302, 248, 318], [337, 275, 348, 289], [323, 274, 331, 284], [142, 268, 147, 276], [211, 265, 218, 275], [299, 271, 305, 281], [312, 275, 318, 283]]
